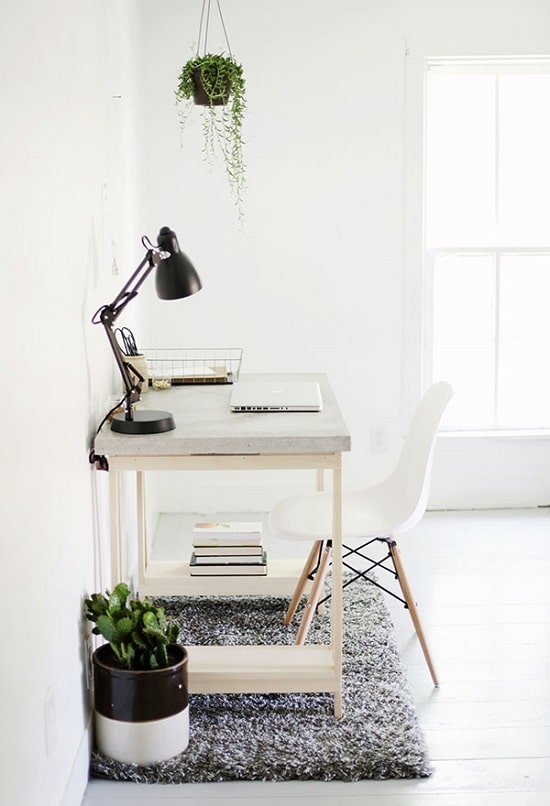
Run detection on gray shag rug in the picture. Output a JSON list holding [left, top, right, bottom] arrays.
[[90, 577, 432, 782]]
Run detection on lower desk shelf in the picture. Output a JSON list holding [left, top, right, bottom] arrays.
[[139, 558, 309, 597], [187, 644, 337, 694]]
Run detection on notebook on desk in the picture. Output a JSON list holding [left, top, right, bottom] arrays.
[[230, 380, 323, 412]]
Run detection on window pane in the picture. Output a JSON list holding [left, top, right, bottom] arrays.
[[426, 74, 496, 247], [432, 254, 495, 428], [498, 76, 550, 245], [425, 62, 550, 430], [498, 255, 550, 427]]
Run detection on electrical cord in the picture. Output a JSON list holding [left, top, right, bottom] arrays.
[[88, 392, 128, 471]]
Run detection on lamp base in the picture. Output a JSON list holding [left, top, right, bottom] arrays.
[[111, 410, 176, 434]]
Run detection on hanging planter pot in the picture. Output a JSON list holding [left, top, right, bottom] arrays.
[[175, 0, 246, 219], [85, 583, 189, 765], [178, 53, 243, 109], [192, 63, 231, 106]]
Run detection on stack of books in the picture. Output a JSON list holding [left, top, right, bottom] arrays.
[[189, 521, 267, 576]]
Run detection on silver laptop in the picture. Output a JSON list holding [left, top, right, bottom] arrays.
[[230, 381, 323, 412]]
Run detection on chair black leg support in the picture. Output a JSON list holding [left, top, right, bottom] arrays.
[[307, 539, 332, 581]]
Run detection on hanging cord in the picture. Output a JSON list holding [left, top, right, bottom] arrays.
[[197, 0, 233, 57], [88, 393, 130, 471]]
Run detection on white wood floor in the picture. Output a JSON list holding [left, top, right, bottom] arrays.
[[82, 508, 550, 805]]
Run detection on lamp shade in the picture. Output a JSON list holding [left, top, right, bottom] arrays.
[[155, 226, 202, 300]]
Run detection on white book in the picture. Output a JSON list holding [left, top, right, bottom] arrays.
[[193, 545, 264, 557], [192, 521, 263, 547], [190, 552, 266, 565]]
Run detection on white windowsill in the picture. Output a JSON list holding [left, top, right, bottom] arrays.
[[440, 429, 550, 439]]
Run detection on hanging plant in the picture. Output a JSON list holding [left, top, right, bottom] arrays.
[[176, 2, 246, 220]]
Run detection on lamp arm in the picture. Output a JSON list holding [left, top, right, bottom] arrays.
[[106, 250, 155, 319], [92, 247, 159, 422]]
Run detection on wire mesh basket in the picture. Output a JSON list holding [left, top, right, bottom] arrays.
[[143, 348, 243, 385]]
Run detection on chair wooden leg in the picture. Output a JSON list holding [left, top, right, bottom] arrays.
[[389, 540, 440, 687], [295, 542, 333, 645], [284, 539, 324, 625]]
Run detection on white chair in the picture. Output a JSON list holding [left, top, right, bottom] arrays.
[[268, 381, 453, 687]]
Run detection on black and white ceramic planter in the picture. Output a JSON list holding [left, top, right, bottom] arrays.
[[92, 643, 189, 765]]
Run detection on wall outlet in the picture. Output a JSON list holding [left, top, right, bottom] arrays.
[[370, 425, 389, 452]]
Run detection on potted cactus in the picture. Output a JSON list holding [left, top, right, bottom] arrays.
[[85, 582, 189, 765]]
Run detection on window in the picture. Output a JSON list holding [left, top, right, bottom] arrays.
[[424, 59, 550, 430]]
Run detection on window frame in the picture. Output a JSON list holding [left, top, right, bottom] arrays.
[[403, 53, 550, 434]]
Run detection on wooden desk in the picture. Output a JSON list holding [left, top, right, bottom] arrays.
[[94, 372, 351, 715]]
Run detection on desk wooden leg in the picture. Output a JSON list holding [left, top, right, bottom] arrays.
[[331, 457, 343, 717], [316, 467, 325, 492], [109, 469, 122, 585], [136, 471, 147, 594], [333, 690, 342, 719]]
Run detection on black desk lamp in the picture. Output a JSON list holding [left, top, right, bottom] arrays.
[[92, 226, 202, 434]]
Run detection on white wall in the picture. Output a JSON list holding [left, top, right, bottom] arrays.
[[135, 0, 550, 512], [0, 2, 137, 804]]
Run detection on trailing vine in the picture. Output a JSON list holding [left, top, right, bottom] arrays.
[[176, 53, 246, 220]]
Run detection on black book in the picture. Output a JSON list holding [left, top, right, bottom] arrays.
[[189, 551, 267, 576]]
